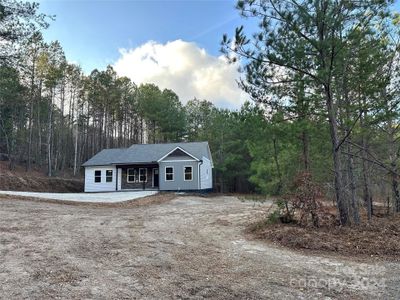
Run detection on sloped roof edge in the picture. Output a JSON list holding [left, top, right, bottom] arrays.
[[82, 141, 212, 167]]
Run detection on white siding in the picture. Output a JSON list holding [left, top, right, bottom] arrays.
[[200, 156, 212, 190], [84, 166, 117, 192], [117, 167, 122, 191]]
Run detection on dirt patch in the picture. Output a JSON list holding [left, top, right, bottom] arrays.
[[0, 195, 398, 299], [0, 174, 83, 193], [248, 214, 400, 261], [0, 161, 83, 192]]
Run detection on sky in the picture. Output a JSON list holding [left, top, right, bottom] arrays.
[[35, 0, 400, 109], [36, 0, 252, 108]]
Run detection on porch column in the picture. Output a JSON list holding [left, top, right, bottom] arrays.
[[117, 168, 122, 191]]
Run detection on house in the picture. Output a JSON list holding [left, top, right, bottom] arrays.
[[82, 142, 213, 192]]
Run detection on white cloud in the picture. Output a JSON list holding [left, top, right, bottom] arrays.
[[113, 40, 246, 108]]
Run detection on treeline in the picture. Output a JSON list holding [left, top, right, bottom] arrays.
[[0, 27, 189, 176], [2, 0, 400, 225], [220, 0, 400, 225], [0, 0, 256, 193]]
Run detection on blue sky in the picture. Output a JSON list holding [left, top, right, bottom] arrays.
[[38, 0, 244, 73], [35, 0, 400, 108]]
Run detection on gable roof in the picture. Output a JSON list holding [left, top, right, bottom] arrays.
[[82, 142, 213, 167], [157, 147, 200, 162]]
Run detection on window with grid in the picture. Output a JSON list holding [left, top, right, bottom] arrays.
[[165, 167, 174, 181], [94, 170, 101, 183], [127, 168, 136, 183], [184, 166, 192, 181], [106, 170, 113, 182]]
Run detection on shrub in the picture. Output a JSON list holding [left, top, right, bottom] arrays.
[[285, 172, 323, 227], [267, 209, 282, 224]]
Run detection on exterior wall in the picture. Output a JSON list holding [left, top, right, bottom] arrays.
[[120, 165, 157, 190], [159, 160, 199, 191], [200, 156, 212, 189], [164, 156, 193, 161], [84, 166, 117, 192], [84, 147, 213, 192]]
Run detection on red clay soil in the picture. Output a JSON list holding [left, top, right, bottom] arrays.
[[248, 213, 400, 261], [0, 162, 83, 193]]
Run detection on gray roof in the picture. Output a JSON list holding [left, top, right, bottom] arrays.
[[82, 142, 213, 167]]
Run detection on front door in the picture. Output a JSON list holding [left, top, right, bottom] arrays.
[[153, 168, 159, 188]]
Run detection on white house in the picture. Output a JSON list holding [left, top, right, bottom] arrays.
[[82, 142, 213, 192]]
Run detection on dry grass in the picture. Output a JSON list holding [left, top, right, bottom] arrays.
[[247, 207, 400, 261]]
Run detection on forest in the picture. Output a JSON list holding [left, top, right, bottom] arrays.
[[1, 0, 400, 226]]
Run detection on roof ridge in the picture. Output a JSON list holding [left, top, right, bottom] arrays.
[[83, 141, 211, 167], [101, 147, 127, 150], [129, 141, 208, 146]]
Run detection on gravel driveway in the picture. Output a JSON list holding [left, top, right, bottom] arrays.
[[0, 190, 158, 203], [0, 195, 398, 299]]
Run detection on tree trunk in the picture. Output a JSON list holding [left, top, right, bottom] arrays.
[[73, 124, 78, 176], [389, 126, 400, 212], [140, 117, 144, 144], [346, 138, 360, 224], [27, 60, 36, 171], [272, 136, 283, 195], [359, 88, 374, 219], [27, 97, 34, 171], [301, 129, 310, 171], [325, 85, 349, 225], [59, 82, 66, 171], [47, 89, 53, 177], [391, 166, 400, 213], [153, 120, 156, 144], [361, 148, 372, 219], [36, 80, 43, 167], [0, 112, 14, 170]]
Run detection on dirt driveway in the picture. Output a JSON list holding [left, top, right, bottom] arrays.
[[0, 195, 398, 299], [0, 190, 158, 203]]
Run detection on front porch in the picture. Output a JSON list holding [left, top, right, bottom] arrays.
[[116, 164, 160, 191]]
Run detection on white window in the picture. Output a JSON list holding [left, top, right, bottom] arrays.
[[139, 168, 147, 182], [165, 167, 174, 181], [94, 170, 101, 183], [106, 170, 113, 182], [127, 168, 136, 183], [184, 166, 193, 181]]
